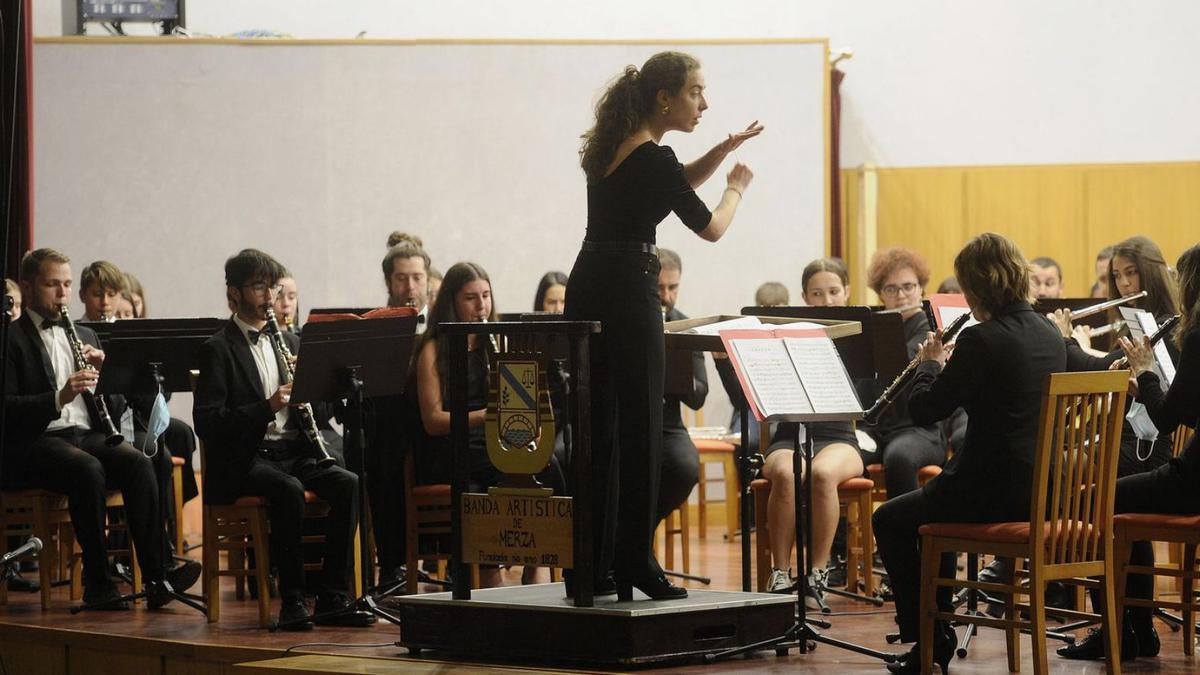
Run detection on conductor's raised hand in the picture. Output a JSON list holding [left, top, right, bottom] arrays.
[[717, 121, 764, 155], [726, 163, 754, 195]]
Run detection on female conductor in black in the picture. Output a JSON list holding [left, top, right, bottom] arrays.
[[565, 51, 761, 601]]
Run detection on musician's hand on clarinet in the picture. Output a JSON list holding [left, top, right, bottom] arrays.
[[717, 120, 764, 155], [1117, 336, 1156, 376], [917, 331, 948, 367], [58, 369, 99, 406], [1049, 309, 1073, 338], [81, 344, 105, 369], [270, 382, 294, 412]]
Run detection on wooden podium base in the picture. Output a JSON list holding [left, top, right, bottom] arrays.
[[391, 582, 795, 667]]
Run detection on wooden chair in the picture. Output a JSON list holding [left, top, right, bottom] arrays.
[[1161, 425, 1197, 594], [171, 455, 186, 554], [683, 407, 741, 541], [403, 452, 479, 593], [917, 370, 1128, 675], [1112, 512, 1199, 656], [750, 475, 875, 595], [0, 490, 73, 608], [656, 506, 690, 575], [67, 491, 142, 602]]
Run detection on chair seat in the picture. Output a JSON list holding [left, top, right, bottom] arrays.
[[838, 477, 875, 492], [171, 456, 185, 466], [919, 520, 1095, 545], [229, 490, 320, 508], [694, 439, 735, 454], [413, 484, 451, 498], [917, 465, 943, 481], [750, 478, 770, 492], [866, 463, 884, 477], [1113, 512, 1200, 531]]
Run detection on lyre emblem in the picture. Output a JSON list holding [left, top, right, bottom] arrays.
[[486, 355, 556, 480]]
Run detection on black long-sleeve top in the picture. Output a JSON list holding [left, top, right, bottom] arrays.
[[1135, 326, 1200, 481]]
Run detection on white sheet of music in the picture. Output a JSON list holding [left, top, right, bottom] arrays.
[[729, 338, 811, 418], [684, 316, 763, 335], [937, 305, 980, 333], [1129, 310, 1176, 386], [783, 337, 862, 413]]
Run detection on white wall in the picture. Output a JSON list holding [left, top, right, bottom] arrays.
[[35, 1, 1200, 168]]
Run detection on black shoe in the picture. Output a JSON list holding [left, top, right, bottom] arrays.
[[278, 598, 314, 631], [887, 624, 956, 674], [1132, 621, 1160, 657], [146, 580, 175, 610], [82, 584, 130, 610], [614, 573, 687, 601], [313, 594, 377, 627], [165, 559, 202, 594], [1056, 623, 1138, 661], [6, 572, 39, 593], [563, 572, 617, 598]]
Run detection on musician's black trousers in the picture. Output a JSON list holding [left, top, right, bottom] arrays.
[[14, 428, 165, 590], [565, 249, 664, 579], [232, 453, 359, 601]]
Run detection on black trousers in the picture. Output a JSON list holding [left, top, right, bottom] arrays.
[[231, 452, 359, 601], [5, 428, 165, 589], [657, 426, 700, 524], [565, 248, 664, 579], [873, 488, 1025, 641], [1091, 462, 1200, 626], [866, 426, 945, 499], [361, 395, 410, 577]]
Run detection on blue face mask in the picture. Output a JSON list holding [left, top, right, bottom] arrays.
[[141, 392, 170, 457], [1126, 400, 1159, 460]]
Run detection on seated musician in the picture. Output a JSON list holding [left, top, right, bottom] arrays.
[[1029, 256, 1065, 299], [873, 233, 1066, 674], [383, 232, 433, 333], [754, 258, 864, 606], [415, 262, 564, 588], [4, 278, 20, 320], [193, 248, 371, 630], [857, 248, 948, 500], [1057, 243, 1200, 662], [656, 249, 704, 529], [273, 275, 300, 334], [1055, 235, 1181, 477], [3, 248, 200, 609], [78, 260, 126, 322], [124, 273, 146, 318], [533, 271, 568, 313]]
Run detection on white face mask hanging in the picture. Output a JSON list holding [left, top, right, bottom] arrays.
[[1126, 400, 1159, 460]]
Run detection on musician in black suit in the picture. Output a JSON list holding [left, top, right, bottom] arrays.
[[872, 233, 1067, 674], [2, 249, 199, 609], [193, 249, 371, 630]]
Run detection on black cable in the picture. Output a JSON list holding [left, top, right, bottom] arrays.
[[283, 641, 395, 655]]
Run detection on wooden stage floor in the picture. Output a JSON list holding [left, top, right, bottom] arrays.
[[0, 528, 1195, 674]]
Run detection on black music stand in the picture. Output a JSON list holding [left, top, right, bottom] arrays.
[[282, 313, 418, 630], [76, 319, 223, 616]]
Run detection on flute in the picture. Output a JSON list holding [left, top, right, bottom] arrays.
[[1068, 291, 1148, 322]]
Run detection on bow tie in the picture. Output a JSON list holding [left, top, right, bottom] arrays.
[[247, 329, 265, 345], [416, 314, 426, 325], [40, 317, 61, 331]]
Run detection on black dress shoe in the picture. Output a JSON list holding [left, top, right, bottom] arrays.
[[82, 584, 130, 610], [7, 573, 39, 593], [1056, 623, 1138, 661], [887, 624, 956, 674], [563, 572, 617, 598], [165, 559, 202, 594], [146, 580, 175, 610], [313, 594, 376, 627], [614, 573, 687, 601], [278, 599, 314, 631]]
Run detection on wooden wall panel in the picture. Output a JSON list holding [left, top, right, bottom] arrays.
[[842, 161, 1200, 300], [71, 646, 161, 674], [0, 639, 67, 675]]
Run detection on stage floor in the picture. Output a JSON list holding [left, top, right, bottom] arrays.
[[0, 534, 1196, 674]]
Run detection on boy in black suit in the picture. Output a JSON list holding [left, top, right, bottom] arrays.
[[193, 248, 371, 630], [2, 248, 199, 609]]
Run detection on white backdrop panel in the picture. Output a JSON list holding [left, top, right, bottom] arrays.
[[34, 40, 828, 325]]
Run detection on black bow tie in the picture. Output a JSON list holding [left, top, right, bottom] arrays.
[[247, 329, 265, 345], [416, 314, 426, 325], [40, 317, 60, 331]]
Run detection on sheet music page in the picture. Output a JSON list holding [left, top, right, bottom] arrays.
[[1126, 309, 1176, 386], [729, 338, 811, 418], [783, 336, 862, 413], [937, 306, 979, 333], [773, 320, 827, 330], [683, 316, 762, 335]]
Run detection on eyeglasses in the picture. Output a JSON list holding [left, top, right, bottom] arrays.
[[880, 282, 920, 297], [243, 282, 282, 295]]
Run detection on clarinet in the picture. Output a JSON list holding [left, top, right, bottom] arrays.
[[263, 306, 336, 468], [1112, 314, 1181, 370], [59, 304, 124, 447], [863, 312, 973, 425]]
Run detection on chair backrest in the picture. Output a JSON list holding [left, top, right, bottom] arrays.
[[1030, 370, 1129, 567], [1173, 423, 1196, 458]]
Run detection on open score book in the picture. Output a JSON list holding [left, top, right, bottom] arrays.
[[719, 328, 863, 422]]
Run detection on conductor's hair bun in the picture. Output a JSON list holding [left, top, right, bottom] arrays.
[[387, 231, 424, 249]]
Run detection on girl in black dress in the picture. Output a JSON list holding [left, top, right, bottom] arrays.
[[566, 51, 760, 601]]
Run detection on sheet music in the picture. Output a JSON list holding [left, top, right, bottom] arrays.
[[783, 337, 862, 413], [1124, 308, 1176, 386], [683, 316, 762, 335], [729, 338, 811, 418], [773, 320, 827, 330], [937, 306, 979, 333]]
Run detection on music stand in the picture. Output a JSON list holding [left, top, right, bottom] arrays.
[[77, 318, 223, 616], [284, 313, 418, 630]]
